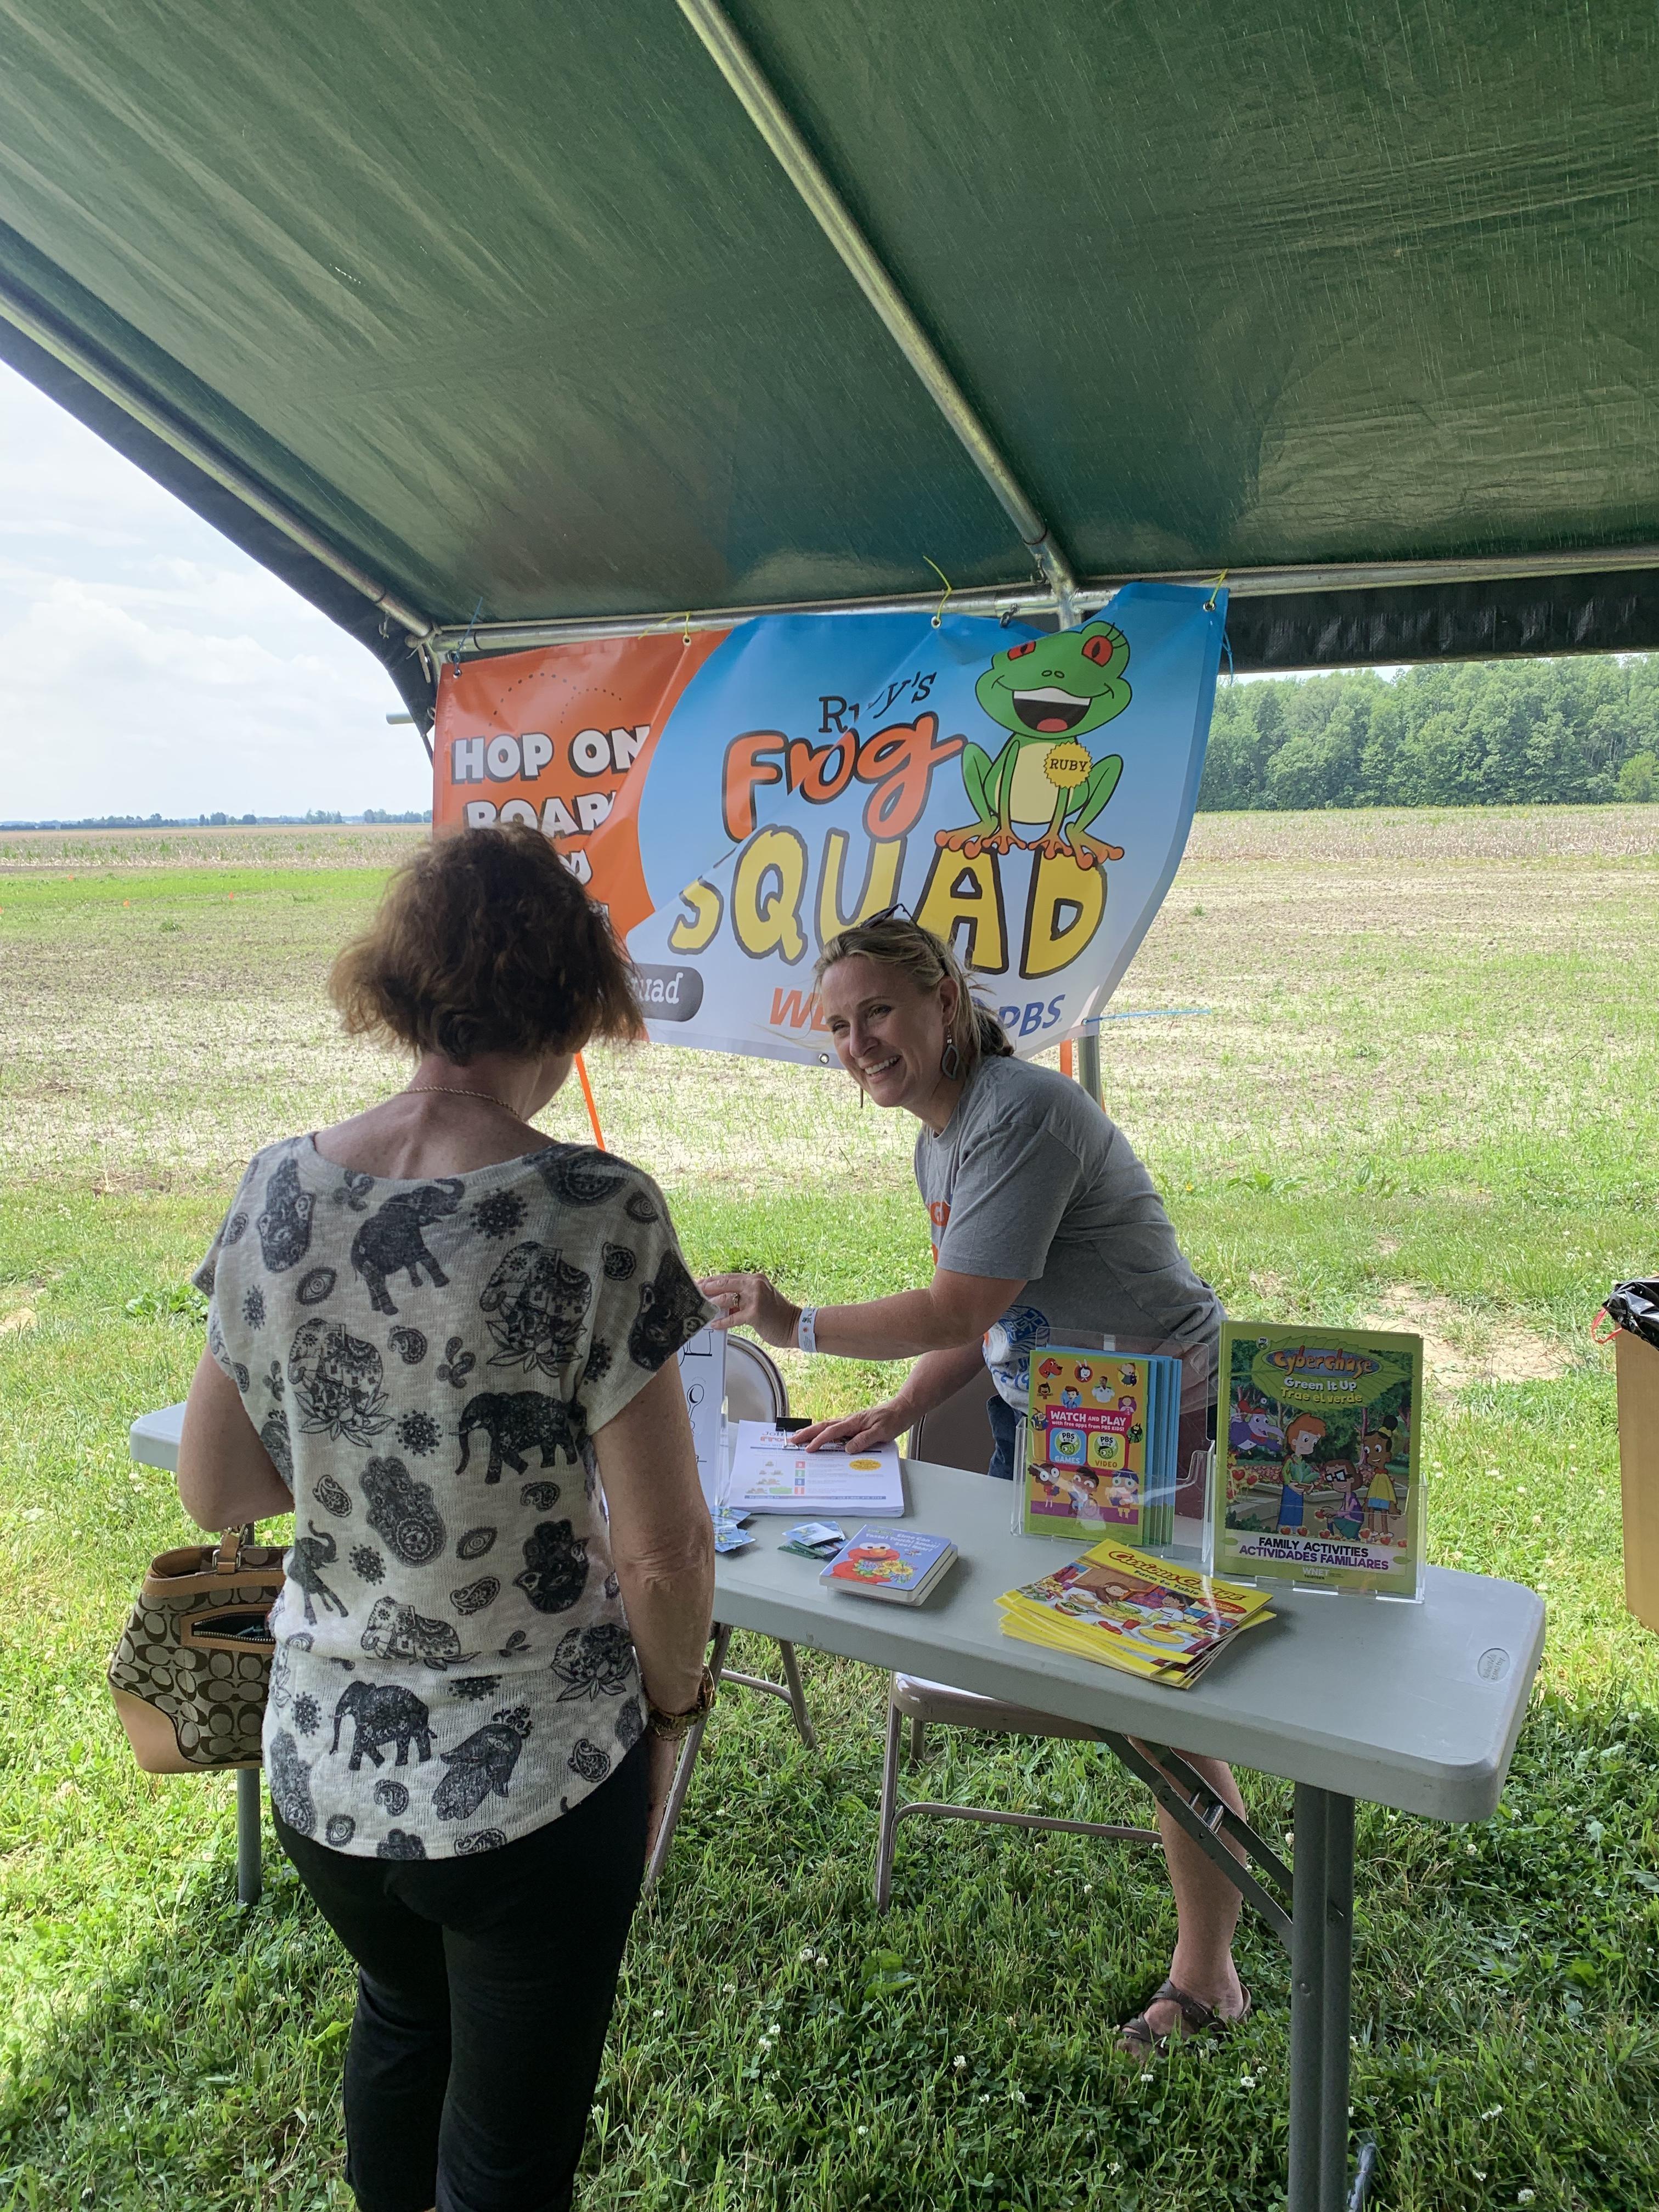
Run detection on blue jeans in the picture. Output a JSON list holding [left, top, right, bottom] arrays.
[[986, 1392, 1019, 1482]]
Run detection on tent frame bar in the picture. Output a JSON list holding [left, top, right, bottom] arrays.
[[0, 270, 435, 641], [425, 539, 1659, 658], [674, 0, 1081, 627]]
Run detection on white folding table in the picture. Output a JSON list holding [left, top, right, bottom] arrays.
[[131, 1408, 1544, 2212], [675, 1460, 1543, 2212]]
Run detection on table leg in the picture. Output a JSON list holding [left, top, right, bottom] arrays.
[[776, 1639, 816, 1749], [236, 1765, 262, 1908], [643, 1623, 734, 1892], [1288, 1783, 1359, 2212]]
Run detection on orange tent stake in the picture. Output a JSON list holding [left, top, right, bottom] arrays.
[[575, 1052, 607, 1150]]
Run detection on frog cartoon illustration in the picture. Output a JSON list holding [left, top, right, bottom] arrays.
[[935, 622, 1131, 868]]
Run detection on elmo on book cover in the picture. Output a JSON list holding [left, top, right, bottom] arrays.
[[822, 1525, 954, 1595]]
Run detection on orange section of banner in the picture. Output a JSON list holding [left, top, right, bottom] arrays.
[[431, 630, 729, 937]]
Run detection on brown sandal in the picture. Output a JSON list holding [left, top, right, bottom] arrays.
[[1119, 1978, 1252, 2054]]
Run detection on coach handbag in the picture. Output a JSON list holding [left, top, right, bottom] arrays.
[[107, 1525, 286, 1774]]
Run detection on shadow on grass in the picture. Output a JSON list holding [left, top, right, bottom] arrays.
[[5, 1666, 1659, 2212], [0, 1848, 354, 2211]]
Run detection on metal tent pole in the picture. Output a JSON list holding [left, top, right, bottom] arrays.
[[674, 0, 1081, 627], [0, 276, 433, 644], [236, 1767, 263, 1907], [1075, 1032, 1102, 1106]]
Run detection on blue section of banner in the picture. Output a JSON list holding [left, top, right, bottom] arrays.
[[629, 582, 1225, 1063]]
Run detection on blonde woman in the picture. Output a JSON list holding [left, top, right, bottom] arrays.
[[701, 912, 1245, 2052]]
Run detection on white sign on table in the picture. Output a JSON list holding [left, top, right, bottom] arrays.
[[724, 1421, 905, 1516], [676, 1326, 728, 1503]]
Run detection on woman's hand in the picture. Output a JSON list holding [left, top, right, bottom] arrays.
[[644, 1733, 681, 1859], [698, 1270, 800, 1350], [794, 1400, 911, 1453]]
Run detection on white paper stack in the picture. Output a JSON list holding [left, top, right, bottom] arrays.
[[724, 1423, 905, 1516]]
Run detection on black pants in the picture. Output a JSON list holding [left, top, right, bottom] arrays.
[[986, 1392, 1019, 1481], [276, 1740, 649, 2212]]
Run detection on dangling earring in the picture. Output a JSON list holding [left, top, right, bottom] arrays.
[[941, 1038, 964, 1081]]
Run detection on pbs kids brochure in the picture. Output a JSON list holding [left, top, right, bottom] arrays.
[[1211, 1322, 1424, 1597], [725, 1423, 905, 1516], [1023, 1348, 1182, 1544]]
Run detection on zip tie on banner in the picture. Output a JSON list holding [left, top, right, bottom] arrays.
[[924, 556, 953, 629], [1204, 569, 1227, 611], [448, 595, 484, 677], [1591, 1307, 1620, 1347], [1222, 629, 1235, 684]]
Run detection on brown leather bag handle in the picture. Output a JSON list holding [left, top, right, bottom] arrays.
[[213, 1523, 257, 1575]]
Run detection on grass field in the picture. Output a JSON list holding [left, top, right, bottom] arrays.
[[3, 808, 1659, 2209]]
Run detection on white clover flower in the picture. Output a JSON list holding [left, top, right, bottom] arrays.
[[799, 1946, 815, 1962], [1139, 2070, 1154, 2084], [978, 2092, 991, 2104], [1473, 2172, 1487, 2183], [652, 2007, 665, 2020], [814, 1954, 829, 1970], [856, 2125, 869, 2137], [953, 2055, 968, 2071], [1517, 2193, 1535, 2205], [1480, 2105, 1503, 2121], [1239, 2074, 1256, 2088], [1010, 2087, 1027, 2104], [1108, 2162, 1123, 2177]]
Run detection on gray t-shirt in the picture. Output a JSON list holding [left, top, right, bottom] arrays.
[[194, 1135, 712, 1861], [914, 1056, 1221, 1407]]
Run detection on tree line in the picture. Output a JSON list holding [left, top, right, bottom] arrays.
[[1196, 653, 1659, 811]]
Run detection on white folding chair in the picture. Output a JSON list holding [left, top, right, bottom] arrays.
[[643, 1334, 815, 1887], [875, 1370, 1159, 1909]]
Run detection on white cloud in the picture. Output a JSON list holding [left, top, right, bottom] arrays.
[[0, 362, 430, 819]]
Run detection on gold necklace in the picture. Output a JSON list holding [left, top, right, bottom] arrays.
[[402, 1084, 519, 1114]]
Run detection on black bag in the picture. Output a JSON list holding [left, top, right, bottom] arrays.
[[1603, 1280, 1659, 1353]]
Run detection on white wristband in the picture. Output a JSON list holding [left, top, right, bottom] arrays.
[[796, 1305, 818, 1356]]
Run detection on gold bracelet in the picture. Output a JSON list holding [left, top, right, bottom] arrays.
[[646, 1664, 716, 1740]]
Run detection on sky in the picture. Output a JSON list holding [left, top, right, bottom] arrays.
[[0, 361, 430, 821]]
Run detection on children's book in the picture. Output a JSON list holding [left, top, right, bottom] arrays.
[[1210, 1322, 1424, 1598], [996, 1538, 1273, 1685], [724, 1423, 905, 1516], [1022, 1348, 1182, 1545], [820, 1525, 957, 1605]]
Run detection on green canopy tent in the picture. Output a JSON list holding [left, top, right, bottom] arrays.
[[1, 0, 1655, 737], [8, 14, 1649, 2203]]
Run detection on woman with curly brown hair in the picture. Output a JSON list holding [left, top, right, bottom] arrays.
[[174, 826, 716, 2212]]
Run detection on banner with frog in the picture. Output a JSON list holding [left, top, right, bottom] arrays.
[[433, 580, 1226, 1060]]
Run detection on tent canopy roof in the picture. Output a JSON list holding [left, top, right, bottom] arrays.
[[2, 0, 1655, 714]]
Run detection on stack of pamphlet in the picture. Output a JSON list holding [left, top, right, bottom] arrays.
[[1022, 1349, 1183, 1545], [997, 1538, 1274, 1686], [819, 1525, 958, 1606]]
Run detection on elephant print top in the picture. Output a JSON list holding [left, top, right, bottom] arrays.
[[194, 1135, 713, 1860]]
